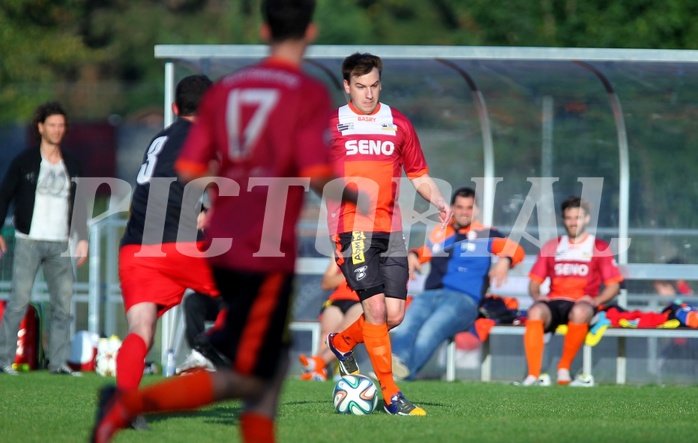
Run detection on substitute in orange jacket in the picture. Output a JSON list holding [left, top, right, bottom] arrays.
[[391, 186, 525, 380], [521, 196, 622, 386]]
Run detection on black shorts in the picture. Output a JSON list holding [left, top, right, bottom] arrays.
[[333, 231, 408, 301], [208, 267, 293, 380], [320, 299, 360, 316], [543, 299, 597, 332]]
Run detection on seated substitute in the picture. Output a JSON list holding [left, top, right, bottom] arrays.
[[298, 260, 362, 381], [521, 196, 623, 386], [391, 186, 525, 380]]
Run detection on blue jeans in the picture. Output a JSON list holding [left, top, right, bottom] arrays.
[[0, 237, 74, 370], [391, 288, 479, 378]]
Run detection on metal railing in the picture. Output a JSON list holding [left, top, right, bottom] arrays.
[[2, 214, 697, 377]]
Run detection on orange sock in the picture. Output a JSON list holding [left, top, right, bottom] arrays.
[[334, 314, 365, 353], [240, 413, 275, 443], [523, 319, 544, 377], [558, 322, 588, 370], [116, 334, 147, 390], [125, 369, 215, 415], [363, 322, 399, 401]]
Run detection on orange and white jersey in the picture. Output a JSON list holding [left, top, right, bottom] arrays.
[[327, 102, 428, 234], [529, 234, 623, 301]]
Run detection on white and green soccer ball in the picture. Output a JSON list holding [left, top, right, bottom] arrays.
[[95, 335, 122, 377], [332, 374, 378, 415]]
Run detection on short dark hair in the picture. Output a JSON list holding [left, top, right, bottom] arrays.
[[341, 53, 383, 82], [561, 196, 591, 215], [262, 0, 315, 42], [31, 101, 68, 142], [451, 187, 476, 205], [175, 75, 213, 117]]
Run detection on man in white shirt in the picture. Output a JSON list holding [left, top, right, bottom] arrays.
[[0, 101, 88, 375]]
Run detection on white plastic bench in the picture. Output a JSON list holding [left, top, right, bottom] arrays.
[[473, 325, 698, 384], [290, 258, 698, 384]]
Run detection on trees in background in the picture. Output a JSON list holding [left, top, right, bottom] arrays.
[[2, 0, 698, 121], [1, 0, 696, 262]]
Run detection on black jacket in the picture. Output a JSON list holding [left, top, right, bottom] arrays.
[[0, 147, 88, 241]]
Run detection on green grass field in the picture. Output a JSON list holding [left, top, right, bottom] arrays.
[[1, 372, 697, 443]]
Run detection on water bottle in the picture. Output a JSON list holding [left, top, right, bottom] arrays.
[[164, 349, 176, 377]]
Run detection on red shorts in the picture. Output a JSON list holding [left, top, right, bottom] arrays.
[[119, 243, 218, 316]]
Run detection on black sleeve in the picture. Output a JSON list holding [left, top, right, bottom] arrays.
[[0, 155, 22, 229]]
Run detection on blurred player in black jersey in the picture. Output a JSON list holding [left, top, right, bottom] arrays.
[[115, 75, 219, 410]]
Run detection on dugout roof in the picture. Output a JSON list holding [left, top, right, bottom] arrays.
[[155, 45, 698, 266]]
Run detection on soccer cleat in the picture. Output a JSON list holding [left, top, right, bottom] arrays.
[[91, 386, 133, 443], [569, 373, 595, 387], [326, 333, 359, 375], [557, 368, 572, 385], [391, 354, 410, 381], [193, 334, 232, 370], [537, 373, 551, 386], [658, 319, 681, 329], [0, 364, 19, 375], [298, 354, 327, 381], [300, 368, 327, 381], [50, 364, 82, 376], [176, 350, 215, 375], [618, 318, 639, 328], [383, 392, 426, 416], [129, 415, 150, 431], [585, 312, 611, 347], [516, 375, 540, 386]]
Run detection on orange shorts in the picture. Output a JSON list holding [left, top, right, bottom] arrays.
[[119, 242, 218, 316]]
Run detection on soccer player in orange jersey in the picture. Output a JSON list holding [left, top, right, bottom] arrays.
[[521, 196, 622, 386], [326, 52, 452, 416]]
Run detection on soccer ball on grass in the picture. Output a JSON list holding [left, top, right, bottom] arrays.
[[95, 351, 117, 377], [332, 374, 378, 415], [94, 335, 122, 377]]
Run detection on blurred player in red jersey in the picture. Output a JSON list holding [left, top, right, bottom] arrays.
[[521, 196, 623, 386], [325, 53, 452, 416], [92, 1, 345, 442], [298, 261, 362, 381], [115, 74, 217, 429]]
